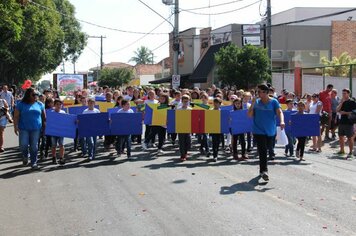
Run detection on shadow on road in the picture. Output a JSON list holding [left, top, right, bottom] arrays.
[[220, 176, 273, 194]]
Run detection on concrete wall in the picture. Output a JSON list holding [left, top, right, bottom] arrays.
[[272, 72, 356, 96]]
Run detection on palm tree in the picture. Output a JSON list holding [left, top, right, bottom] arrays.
[[129, 46, 154, 65], [320, 52, 356, 77]]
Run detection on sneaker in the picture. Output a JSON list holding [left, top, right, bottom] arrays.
[[347, 153, 353, 159], [336, 151, 345, 155], [52, 157, 57, 164], [157, 149, 164, 155], [180, 155, 187, 162], [59, 158, 65, 165], [23, 157, 28, 166], [212, 157, 217, 162], [206, 152, 211, 158], [31, 164, 39, 170], [142, 143, 148, 150], [0, 147, 5, 153], [171, 140, 175, 145], [260, 172, 269, 181]]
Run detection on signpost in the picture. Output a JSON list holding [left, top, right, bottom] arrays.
[[172, 74, 180, 89]]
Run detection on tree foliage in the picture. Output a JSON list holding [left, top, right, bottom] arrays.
[[319, 52, 356, 77], [214, 44, 271, 89], [0, 0, 87, 85], [98, 68, 133, 88], [129, 46, 154, 65]]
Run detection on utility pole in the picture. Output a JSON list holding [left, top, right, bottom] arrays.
[[88, 35, 106, 70], [266, 0, 272, 69], [173, 0, 179, 76]]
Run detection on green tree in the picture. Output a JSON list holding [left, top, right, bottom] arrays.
[[129, 46, 154, 65], [0, 0, 87, 85], [319, 52, 356, 77], [214, 44, 271, 89], [98, 68, 133, 88]]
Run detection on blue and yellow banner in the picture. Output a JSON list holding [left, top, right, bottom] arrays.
[[144, 104, 170, 126]]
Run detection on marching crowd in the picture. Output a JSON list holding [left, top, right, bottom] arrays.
[[0, 82, 355, 181]]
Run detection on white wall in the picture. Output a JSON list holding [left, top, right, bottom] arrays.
[[272, 72, 356, 95], [140, 75, 155, 86]]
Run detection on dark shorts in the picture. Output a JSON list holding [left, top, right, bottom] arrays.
[[338, 124, 354, 138], [330, 112, 339, 129]]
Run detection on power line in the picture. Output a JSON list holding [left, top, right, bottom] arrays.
[[152, 40, 170, 52], [86, 46, 100, 57], [182, 0, 244, 11], [104, 15, 173, 54], [180, 0, 260, 16], [28, 0, 168, 35], [137, 0, 174, 28]]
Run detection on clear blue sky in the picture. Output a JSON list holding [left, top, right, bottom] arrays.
[[48, 0, 356, 75]]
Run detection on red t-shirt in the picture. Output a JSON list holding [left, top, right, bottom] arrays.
[[278, 96, 286, 104], [319, 90, 331, 112]]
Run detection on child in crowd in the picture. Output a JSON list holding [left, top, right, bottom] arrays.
[[284, 99, 296, 157], [295, 101, 307, 161], [211, 98, 222, 162], [81, 98, 100, 161], [177, 95, 192, 161], [169, 91, 182, 145], [39, 98, 54, 160], [197, 93, 210, 157], [142, 93, 170, 155], [115, 100, 134, 158], [51, 99, 66, 165], [231, 98, 248, 161], [143, 90, 158, 147]]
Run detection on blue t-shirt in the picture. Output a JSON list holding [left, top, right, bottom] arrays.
[[17, 101, 45, 130], [252, 98, 280, 136]]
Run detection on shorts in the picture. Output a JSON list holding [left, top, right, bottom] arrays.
[[338, 124, 354, 138], [51, 136, 64, 147], [330, 112, 339, 129], [0, 117, 7, 128]]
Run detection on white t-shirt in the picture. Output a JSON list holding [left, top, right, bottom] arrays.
[[83, 108, 100, 114], [123, 95, 133, 101], [309, 101, 322, 115], [117, 108, 134, 113], [144, 99, 158, 105], [53, 109, 66, 114]]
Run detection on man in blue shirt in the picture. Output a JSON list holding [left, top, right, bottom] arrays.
[[248, 84, 285, 181]]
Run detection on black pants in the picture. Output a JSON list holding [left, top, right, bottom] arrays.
[[197, 134, 209, 153], [170, 133, 177, 143], [254, 134, 274, 173], [246, 132, 252, 150], [145, 126, 166, 149], [296, 137, 307, 157], [268, 134, 276, 157], [178, 134, 190, 155], [211, 134, 221, 158], [232, 134, 245, 156], [145, 125, 155, 144]]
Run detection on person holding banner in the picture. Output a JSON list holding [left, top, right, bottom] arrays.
[[197, 93, 211, 157], [115, 100, 134, 158], [81, 98, 100, 161], [295, 101, 307, 161], [143, 90, 158, 147], [308, 94, 323, 153], [142, 93, 170, 155], [39, 98, 54, 160], [231, 98, 248, 161], [211, 98, 223, 162], [13, 88, 46, 169], [248, 84, 285, 181], [50, 99, 66, 165], [169, 91, 182, 145], [177, 95, 192, 161]]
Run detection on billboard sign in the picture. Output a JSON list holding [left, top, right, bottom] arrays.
[[243, 36, 261, 46], [242, 24, 261, 35]]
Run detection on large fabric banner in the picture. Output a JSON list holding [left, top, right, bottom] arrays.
[[77, 113, 111, 137], [45, 111, 77, 138], [291, 114, 320, 137], [167, 110, 230, 134], [230, 110, 253, 134], [144, 104, 170, 126], [111, 113, 142, 135]]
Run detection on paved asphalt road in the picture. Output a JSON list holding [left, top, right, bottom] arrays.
[[0, 124, 355, 236]]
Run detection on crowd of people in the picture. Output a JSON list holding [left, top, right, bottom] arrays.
[[1, 82, 355, 181]]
